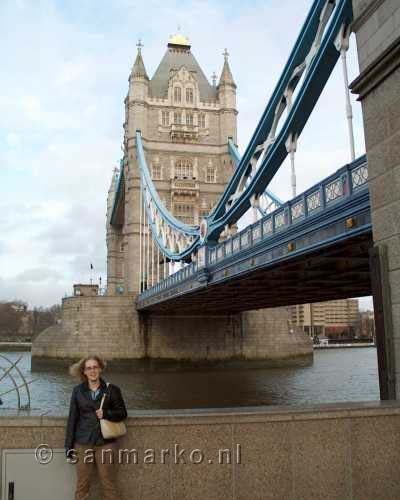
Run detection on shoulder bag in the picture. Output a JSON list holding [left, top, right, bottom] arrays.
[[99, 383, 127, 439]]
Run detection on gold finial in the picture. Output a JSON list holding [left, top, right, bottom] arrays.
[[223, 48, 229, 60], [137, 39, 143, 53], [168, 30, 190, 47]]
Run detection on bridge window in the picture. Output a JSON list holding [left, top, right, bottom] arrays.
[[186, 113, 194, 126], [174, 203, 194, 224], [174, 86, 181, 103], [175, 159, 193, 179], [198, 113, 206, 128], [206, 165, 216, 183], [152, 164, 162, 180], [174, 112, 182, 125], [161, 111, 169, 126], [186, 87, 194, 104]]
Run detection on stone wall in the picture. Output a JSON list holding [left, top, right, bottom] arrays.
[[351, 0, 400, 397], [1, 402, 399, 499], [31, 295, 144, 367], [32, 296, 312, 368]]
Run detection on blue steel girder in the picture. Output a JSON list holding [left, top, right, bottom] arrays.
[[137, 156, 370, 311], [136, 131, 200, 261], [205, 0, 353, 243], [228, 139, 284, 213]]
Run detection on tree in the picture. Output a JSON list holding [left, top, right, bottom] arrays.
[[0, 301, 27, 340]]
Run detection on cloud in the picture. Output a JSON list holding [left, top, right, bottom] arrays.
[[6, 132, 20, 147], [14, 267, 63, 283]]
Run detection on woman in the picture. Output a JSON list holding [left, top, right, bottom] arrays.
[[65, 355, 128, 500]]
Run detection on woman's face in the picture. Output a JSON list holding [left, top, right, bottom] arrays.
[[83, 359, 102, 383]]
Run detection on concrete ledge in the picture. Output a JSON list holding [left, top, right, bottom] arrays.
[[1, 402, 400, 499]]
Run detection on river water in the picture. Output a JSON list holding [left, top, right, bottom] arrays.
[[0, 348, 379, 411]]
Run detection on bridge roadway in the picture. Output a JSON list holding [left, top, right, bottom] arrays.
[[137, 156, 372, 315]]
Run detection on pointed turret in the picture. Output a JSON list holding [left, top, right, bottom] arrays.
[[127, 41, 150, 135], [218, 49, 236, 88], [130, 40, 149, 80], [128, 41, 149, 101], [217, 48, 237, 143]]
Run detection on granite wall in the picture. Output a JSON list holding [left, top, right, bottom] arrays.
[[1, 402, 399, 499]]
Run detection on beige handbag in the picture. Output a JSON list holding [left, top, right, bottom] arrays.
[[99, 383, 127, 439]]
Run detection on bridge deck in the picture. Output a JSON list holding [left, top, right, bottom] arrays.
[[138, 232, 372, 315], [137, 158, 371, 315]]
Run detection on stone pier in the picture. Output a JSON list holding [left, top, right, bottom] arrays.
[[31, 295, 312, 369]]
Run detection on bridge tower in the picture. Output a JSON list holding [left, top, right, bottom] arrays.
[[32, 33, 312, 368], [107, 34, 238, 295]]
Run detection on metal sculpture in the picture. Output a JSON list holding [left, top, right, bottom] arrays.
[[0, 354, 36, 410]]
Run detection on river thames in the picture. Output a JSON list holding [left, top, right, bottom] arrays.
[[0, 347, 379, 411]]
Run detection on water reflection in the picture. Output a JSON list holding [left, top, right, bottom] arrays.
[[0, 348, 379, 411]]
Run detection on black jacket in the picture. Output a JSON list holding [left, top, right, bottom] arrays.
[[65, 378, 127, 453]]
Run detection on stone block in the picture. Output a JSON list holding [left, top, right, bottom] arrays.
[[235, 422, 292, 500], [391, 303, 400, 338], [371, 200, 400, 242], [116, 426, 172, 500], [169, 424, 233, 500], [389, 269, 400, 305], [383, 235, 400, 272], [351, 416, 400, 499], [368, 164, 400, 210], [291, 419, 351, 499]]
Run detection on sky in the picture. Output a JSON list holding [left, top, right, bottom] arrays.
[[0, 0, 372, 310]]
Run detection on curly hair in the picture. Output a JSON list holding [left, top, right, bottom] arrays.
[[69, 355, 106, 382]]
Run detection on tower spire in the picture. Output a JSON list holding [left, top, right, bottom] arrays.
[[218, 48, 236, 88], [131, 39, 149, 80]]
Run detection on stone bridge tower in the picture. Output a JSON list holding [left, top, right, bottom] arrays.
[[32, 33, 312, 368], [107, 34, 238, 295]]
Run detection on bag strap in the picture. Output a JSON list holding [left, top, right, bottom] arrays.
[[99, 383, 110, 410]]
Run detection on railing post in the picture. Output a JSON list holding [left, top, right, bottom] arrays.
[[303, 193, 308, 218], [320, 184, 326, 209]]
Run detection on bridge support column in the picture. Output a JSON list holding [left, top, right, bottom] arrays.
[[351, 0, 400, 398], [369, 246, 396, 399], [141, 307, 312, 366]]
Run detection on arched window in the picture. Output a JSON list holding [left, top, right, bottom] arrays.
[[199, 113, 206, 128], [152, 164, 162, 180], [206, 165, 216, 183], [174, 203, 194, 224], [186, 113, 193, 126], [174, 86, 181, 103], [186, 87, 194, 104], [174, 112, 182, 124], [175, 159, 193, 179], [161, 111, 169, 126]]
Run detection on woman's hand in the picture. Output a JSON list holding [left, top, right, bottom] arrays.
[[96, 409, 103, 419]]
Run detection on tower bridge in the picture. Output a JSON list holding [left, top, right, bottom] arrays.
[[32, 0, 400, 400], [137, 155, 371, 314]]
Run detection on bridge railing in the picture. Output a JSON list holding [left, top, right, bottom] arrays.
[[139, 157, 368, 300]]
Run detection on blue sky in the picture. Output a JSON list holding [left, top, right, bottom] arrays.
[[0, 0, 372, 309]]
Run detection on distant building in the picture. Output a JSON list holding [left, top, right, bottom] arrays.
[[290, 299, 359, 339], [357, 310, 375, 340]]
